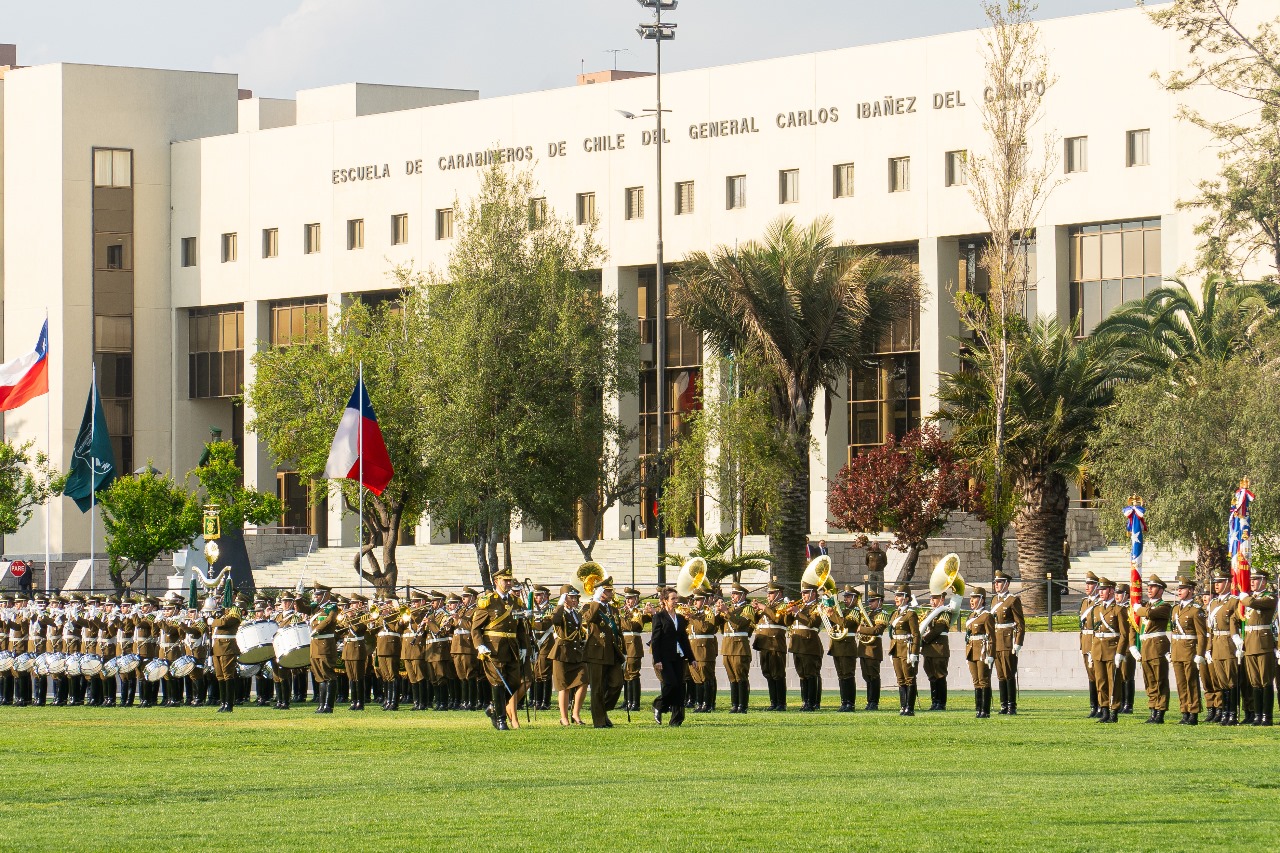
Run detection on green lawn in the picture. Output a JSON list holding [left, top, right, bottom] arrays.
[[3, 692, 1277, 852]]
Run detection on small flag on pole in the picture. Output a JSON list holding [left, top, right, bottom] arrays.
[[65, 376, 117, 512], [324, 376, 394, 495], [0, 319, 50, 412]]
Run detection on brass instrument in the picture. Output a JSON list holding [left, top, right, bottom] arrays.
[[572, 562, 606, 596], [675, 557, 712, 597], [801, 555, 847, 640], [920, 553, 966, 635]]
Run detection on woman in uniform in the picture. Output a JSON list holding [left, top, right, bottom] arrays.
[[549, 584, 587, 726]]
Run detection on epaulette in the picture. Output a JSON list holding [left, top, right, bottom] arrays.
[[478, 592, 496, 609]]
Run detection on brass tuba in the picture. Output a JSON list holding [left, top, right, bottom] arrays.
[[800, 555, 847, 639], [573, 562, 606, 596], [675, 557, 711, 598], [920, 553, 965, 635]]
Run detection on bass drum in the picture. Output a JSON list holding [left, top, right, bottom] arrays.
[[170, 655, 196, 678], [236, 620, 278, 664], [116, 653, 141, 675], [272, 624, 312, 668], [79, 654, 104, 677], [64, 653, 82, 676], [13, 653, 36, 673], [143, 658, 169, 683], [102, 656, 120, 678], [237, 662, 261, 679], [46, 652, 66, 675]]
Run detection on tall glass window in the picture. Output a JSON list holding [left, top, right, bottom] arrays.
[[188, 305, 244, 399], [1069, 219, 1161, 336], [93, 147, 135, 473]]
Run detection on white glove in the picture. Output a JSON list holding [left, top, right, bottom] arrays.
[[1232, 634, 1244, 652], [1129, 645, 1142, 662], [1113, 653, 1124, 666], [1204, 652, 1212, 665], [1164, 653, 1172, 663], [984, 656, 994, 667], [1193, 655, 1205, 665], [1236, 649, 1244, 663], [907, 654, 918, 666], [519, 648, 528, 663], [476, 644, 492, 660], [1086, 653, 1093, 668], [1012, 643, 1022, 656]]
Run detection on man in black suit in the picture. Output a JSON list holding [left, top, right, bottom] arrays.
[[650, 587, 695, 726]]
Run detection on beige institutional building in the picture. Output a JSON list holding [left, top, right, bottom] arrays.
[[0, 4, 1266, 560]]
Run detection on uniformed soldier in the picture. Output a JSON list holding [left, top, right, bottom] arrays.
[[549, 584, 587, 725], [1206, 570, 1242, 726], [158, 595, 186, 707], [132, 597, 161, 708], [784, 582, 825, 711], [720, 584, 756, 713], [402, 589, 429, 711], [991, 570, 1025, 715], [964, 586, 995, 718], [1089, 577, 1131, 723], [374, 597, 404, 711], [1078, 572, 1101, 717], [269, 593, 301, 710], [827, 586, 860, 712], [1239, 567, 1276, 726], [6, 596, 30, 706], [472, 567, 524, 731], [529, 585, 555, 711], [1115, 582, 1137, 714], [27, 595, 53, 707], [63, 595, 88, 706], [616, 587, 648, 712], [1131, 575, 1172, 723], [1168, 574, 1207, 725], [338, 594, 369, 711], [0, 595, 11, 706], [307, 583, 340, 714], [855, 591, 887, 710], [580, 575, 625, 728], [751, 582, 790, 711], [423, 590, 455, 711], [180, 605, 207, 706], [920, 590, 953, 712], [687, 589, 723, 712], [448, 592, 475, 711], [888, 584, 920, 716], [210, 593, 245, 713]]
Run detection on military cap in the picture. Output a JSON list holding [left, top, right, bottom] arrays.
[[446, 594, 462, 604], [312, 581, 332, 593], [1212, 570, 1231, 583], [800, 582, 818, 592], [993, 570, 1011, 582], [462, 587, 478, 597], [1175, 575, 1196, 590], [233, 593, 251, 606], [894, 584, 912, 595], [866, 590, 884, 601], [1251, 567, 1270, 581], [841, 585, 858, 596], [730, 583, 749, 594], [493, 567, 514, 580], [384, 597, 400, 607], [692, 589, 708, 599], [533, 585, 550, 595], [350, 593, 368, 603], [766, 581, 785, 594], [1084, 571, 1099, 583], [969, 586, 988, 598], [410, 588, 428, 600], [1116, 583, 1130, 595], [0, 595, 13, 604], [599, 575, 615, 589], [429, 589, 446, 600], [277, 591, 296, 602], [1097, 577, 1115, 588], [622, 587, 640, 597], [34, 594, 49, 605], [253, 599, 270, 610], [560, 584, 578, 596], [1145, 575, 1167, 589], [147, 596, 163, 606]]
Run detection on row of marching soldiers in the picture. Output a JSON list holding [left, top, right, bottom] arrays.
[[1078, 569, 1277, 725]]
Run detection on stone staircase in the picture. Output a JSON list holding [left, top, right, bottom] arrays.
[[252, 535, 774, 593], [1067, 544, 1193, 585]]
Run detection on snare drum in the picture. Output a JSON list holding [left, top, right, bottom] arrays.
[[272, 624, 312, 668], [46, 652, 65, 674], [79, 654, 103, 677], [260, 660, 275, 681], [0, 650, 14, 673], [13, 653, 36, 673], [237, 662, 261, 679], [102, 656, 119, 678], [170, 655, 196, 678], [235, 620, 278, 664], [117, 653, 141, 675], [64, 653, 82, 676], [143, 658, 169, 682], [35, 654, 49, 676]]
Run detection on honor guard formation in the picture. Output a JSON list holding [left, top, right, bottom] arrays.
[[2, 554, 1276, 729]]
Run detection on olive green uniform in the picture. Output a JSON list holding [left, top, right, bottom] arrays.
[[1169, 598, 1207, 719], [1206, 591, 1242, 724], [991, 590, 1025, 714], [888, 605, 920, 715], [1089, 597, 1132, 720], [720, 599, 755, 713], [785, 600, 825, 711], [753, 600, 789, 710], [548, 603, 587, 691], [687, 605, 723, 711], [920, 606, 952, 711], [964, 606, 995, 717], [855, 604, 887, 709], [1132, 597, 1172, 717], [471, 588, 524, 730], [1239, 590, 1276, 725], [618, 603, 651, 712], [580, 598, 625, 727]]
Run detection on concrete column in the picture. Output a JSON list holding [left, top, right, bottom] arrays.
[[918, 237, 960, 419], [1037, 223, 1070, 323], [240, 300, 275, 527], [817, 372, 849, 534], [601, 264, 640, 542]]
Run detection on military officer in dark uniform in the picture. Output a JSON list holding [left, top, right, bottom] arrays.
[[889, 584, 920, 716], [1132, 575, 1172, 723], [920, 590, 953, 711], [751, 581, 790, 711], [210, 593, 245, 713], [855, 591, 887, 710], [580, 575, 625, 728], [1239, 568, 1276, 726], [308, 583, 340, 714], [964, 586, 995, 718], [720, 583, 756, 713], [472, 567, 524, 731], [1169, 574, 1207, 724], [991, 570, 1025, 715]]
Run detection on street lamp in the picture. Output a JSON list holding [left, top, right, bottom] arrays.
[[623, 513, 647, 590], [636, 0, 676, 586]]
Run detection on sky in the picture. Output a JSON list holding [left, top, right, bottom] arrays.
[[3, 0, 1137, 99]]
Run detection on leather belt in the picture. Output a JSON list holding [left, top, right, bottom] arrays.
[[1143, 632, 1168, 639], [1171, 633, 1198, 640], [1245, 625, 1271, 632], [691, 633, 717, 639], [485, 631, 517, 638], [723, 632, 750, 638], [312, 633, 335, 640], [996, 622, 1017, 629], [791, 625, 817, 633], [891, 633, 913, 640], [1094, 632, 1119, 638], [622, 631, 643, 637]]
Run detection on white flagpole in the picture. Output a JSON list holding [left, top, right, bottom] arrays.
[[358, 362, 364, 597], [89, 362, 96, 592], [45, 309, 51, 595]]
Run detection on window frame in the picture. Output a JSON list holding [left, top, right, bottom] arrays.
[[435, 208, 454, 240], [726, 175, 746, 210], [778, 168, 799, 204], [262, 227, 279, 259], [1126, 129, 1150, 167], [889, 157, 911, 193], [180, 236, 197, 268], [303, 223, 321, 255], [944, 150, 967, 187], [221, 232, 238, 263], [391, 213, 409, 246], [625, 186, 645, 221], [833, 163, 855, 199], [1065, 136, 1088, 174], [347, 218, 365, 250], [576, 192, 597, 225]]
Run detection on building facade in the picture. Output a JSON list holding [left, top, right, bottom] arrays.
[[0, 4, 1261, 558]]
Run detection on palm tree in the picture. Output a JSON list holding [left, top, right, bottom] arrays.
[[1093, 275, 1280, 381], [938, 317, 1120, 612], [659, 530, 773, 584], [674, 217, 922, 584]]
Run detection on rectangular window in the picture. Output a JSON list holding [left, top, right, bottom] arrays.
[[270, 298, 328, 348], [778, 169, 799, 204], [263, 227, 279, 259], [180, 237, 197, 268], [304, 223, 321, 254], [833, 163, 854, 199], [1065, 136, 1088, 173], [347, 218, 364, 250], [889, 157, 911, 192], [576, 192, 597, 225], [188, 305, 245, 399], [625, 186, 645, 221], [944, 150, 967, 187], [94, 233, 133, 271], [673, 181, 694, 215], [1127, 129, 1150, 167], [93, 148, 132, 188], [221, 232, 238, 263], [435, 208, 454, 240], [391, 213, 409, 245], [528, 197, 547, 228], [726, 175, 746, 210], [1069, 218, 1161, 336]]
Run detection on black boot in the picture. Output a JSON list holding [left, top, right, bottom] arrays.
[[908, 684, 917, 716], [1121, 678, 1134, 714], [707, 674, 718, 712], [314, 681, 327, 714], [216, 679, 230, 712], [938, 679, 947, 711], [1262, 686, 1274, 726], [1178, 711, 1189, 724], [836, 678, 852, 712], [776, 678, 788, 711], [811, 677, 822, 711], [739, 682, 750, 713], [1206, 706, 1218, 723], [1145, 707, 1158, 723], [998, 680, 1009, 715], [898, 685, 909, 715], [1251, 688, 1266, 726], [1187, 712, 1199, 725], [983, 686, 992, 718], [866, 678, 880, 711], [975, 688, 984, 718], [279, 683, 290, 710], [349, 677, 362, 711], [727, 681, 739, 713], [1088, 682, 1100, 718], [1219, 688, 1236, 725], [1007, 680, 1017, 715], [928, 681, 940, 711]]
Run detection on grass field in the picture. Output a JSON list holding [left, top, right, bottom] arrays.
[[3, 691, 1278, 853]]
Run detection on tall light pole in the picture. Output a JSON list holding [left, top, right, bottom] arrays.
[[637, 0, 676, 587]]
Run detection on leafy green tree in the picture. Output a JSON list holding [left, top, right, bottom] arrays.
[[248, 284, 433, 595], [0, 439, 65, 541], [674, 217, 920, 586], [662, 355, 790, 556], [422, 163, 634, 584], [1094, 275, 1280, 380], [659, 530, 773, 585], [1087, 357, 1280, 582], [1147, 0, 1280, 278], [99, 466, 202, 594], [191, 441, 282, 532]]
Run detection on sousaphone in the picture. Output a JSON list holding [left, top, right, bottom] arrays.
[[675, 557, 712, 597], [928, 553, 966, 596], [572, 561, 606, 596]]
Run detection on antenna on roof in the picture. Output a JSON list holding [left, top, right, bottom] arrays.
[[604, 48, 632, 70]]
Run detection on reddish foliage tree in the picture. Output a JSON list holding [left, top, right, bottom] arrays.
[[827, 425, 973, 584]]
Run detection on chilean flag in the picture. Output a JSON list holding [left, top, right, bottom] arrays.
[[324, 376, 394, 495], [0, 320, 50, 412]]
